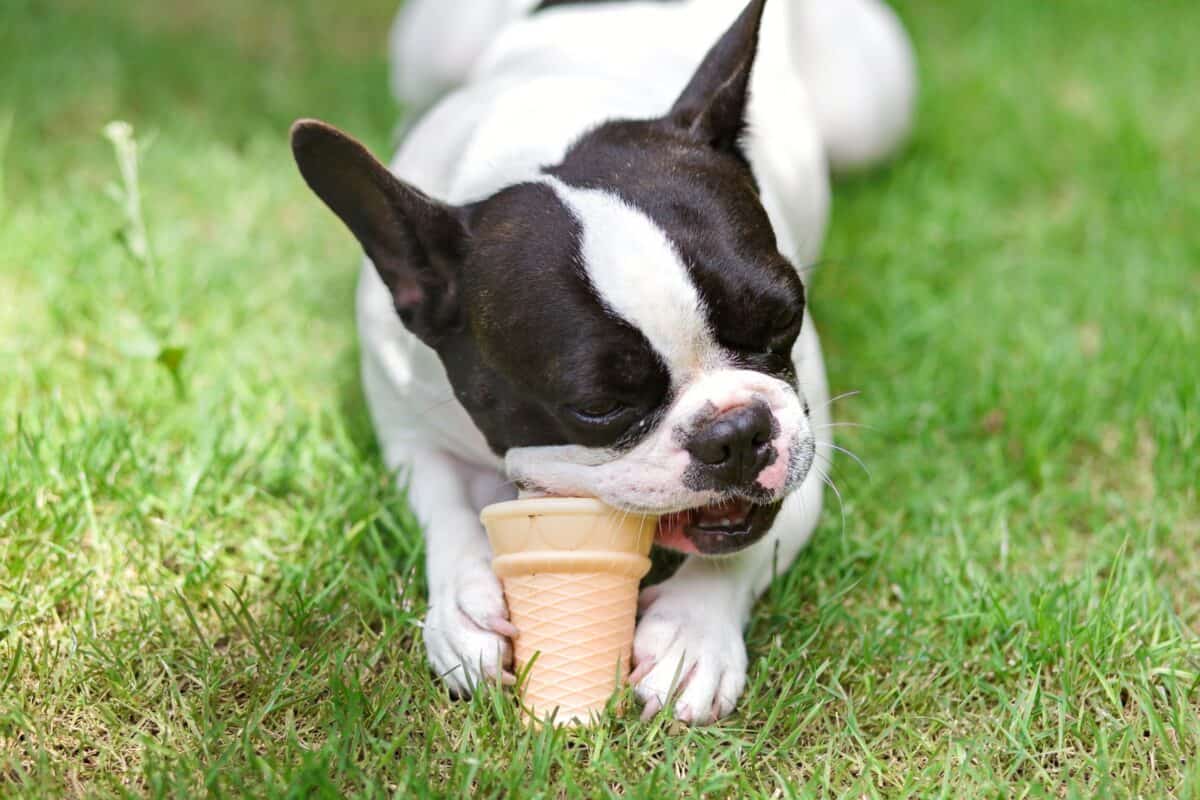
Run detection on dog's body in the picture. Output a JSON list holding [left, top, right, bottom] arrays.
[[294, 0, 915, 724]]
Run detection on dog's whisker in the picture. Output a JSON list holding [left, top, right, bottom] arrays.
[[616, 505, 634, 551], [813, 451, 855, 490], [813, 466, 847, 539], [797, 257, 833, 275], [812, 422, 875, 433], [816, 390, 862, 413], [827, 443, 871, 477]]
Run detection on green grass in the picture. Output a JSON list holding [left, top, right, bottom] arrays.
[[2, 0, 1198, 796]]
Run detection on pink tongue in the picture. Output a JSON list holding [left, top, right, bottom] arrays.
[[654, 514, 700, 554]]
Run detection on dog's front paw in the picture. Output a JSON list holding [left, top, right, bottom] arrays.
[[631, 582, 748, 725], [423, 561, 519, 698]]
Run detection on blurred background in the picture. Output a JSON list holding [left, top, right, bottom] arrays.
[[1, 1, 1197, 796]]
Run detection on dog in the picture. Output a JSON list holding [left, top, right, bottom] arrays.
[[291, 0, 915, 725]]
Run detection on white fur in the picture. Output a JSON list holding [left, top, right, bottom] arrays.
[[362, 0, 915, 719], [389, 0, 540, 122], [787, 0, 918, 171], [505, 363, 812, 513], [542, 177, 721, 382], [632, 318, 830, 722]]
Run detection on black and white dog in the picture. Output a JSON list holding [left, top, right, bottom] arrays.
[[292, 0, 915, 724]]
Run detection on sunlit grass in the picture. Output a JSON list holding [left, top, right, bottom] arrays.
[[1, 0, 1197, 796]]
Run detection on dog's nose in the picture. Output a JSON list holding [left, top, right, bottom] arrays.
[[685, 402, 776, 487]]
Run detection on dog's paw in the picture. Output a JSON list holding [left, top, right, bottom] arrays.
[[631, 581, 748, 725], [422, 561, 519, 698]]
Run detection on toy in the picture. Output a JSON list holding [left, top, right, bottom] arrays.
[[481, 498, 655, 725]]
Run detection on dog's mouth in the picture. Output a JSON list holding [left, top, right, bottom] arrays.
[[655, 497, 782, 556]]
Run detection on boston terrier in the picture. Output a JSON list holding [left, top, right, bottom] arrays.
[[291, 0, 915, 724]]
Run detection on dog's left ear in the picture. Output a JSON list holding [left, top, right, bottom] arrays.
[[290, 119, 468, 344], [668, 0, 767, 158]]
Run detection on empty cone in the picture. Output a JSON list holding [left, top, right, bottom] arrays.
[[481, 498, 655, 726]]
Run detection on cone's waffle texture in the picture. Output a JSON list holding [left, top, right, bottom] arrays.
[[481, 499, 655, 726], [502, 572, 638, 723]]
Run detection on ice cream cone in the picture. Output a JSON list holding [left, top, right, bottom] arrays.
[[481, 498, 656, 726]]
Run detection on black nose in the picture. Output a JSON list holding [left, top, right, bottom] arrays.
[[685, 402, 776, 488]]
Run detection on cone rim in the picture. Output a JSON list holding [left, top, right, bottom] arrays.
[[481, 497, 631, 521]]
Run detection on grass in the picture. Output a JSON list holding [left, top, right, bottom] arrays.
[[1, 0, 1197, 796]]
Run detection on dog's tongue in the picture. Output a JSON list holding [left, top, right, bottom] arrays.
[[654, 511, 698, 554]]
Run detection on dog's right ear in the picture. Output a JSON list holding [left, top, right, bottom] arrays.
[[668, 0, 767, 160], [290, 119, 467, 341]]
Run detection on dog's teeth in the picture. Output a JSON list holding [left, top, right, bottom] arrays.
[[696, 516, 741, 531]]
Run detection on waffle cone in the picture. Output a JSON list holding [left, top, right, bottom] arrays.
[[481, 499, 655, 726]]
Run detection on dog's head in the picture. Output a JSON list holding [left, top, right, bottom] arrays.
[[293, 0, 815, 556]]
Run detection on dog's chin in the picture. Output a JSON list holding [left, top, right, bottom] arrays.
[[655, 496, 784, 557]]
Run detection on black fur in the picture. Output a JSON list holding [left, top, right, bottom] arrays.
[[547, 0, 803, 391], [289, 0, 800, 488], [546, 117, 804, 389], [454, 183, 672, 452], [291, 120, 467, 345]]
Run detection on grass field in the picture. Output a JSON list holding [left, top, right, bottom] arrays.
[[2, 0, 1198, 796]]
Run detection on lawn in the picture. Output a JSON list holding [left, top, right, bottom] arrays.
[[1, 0, 1197, 796]]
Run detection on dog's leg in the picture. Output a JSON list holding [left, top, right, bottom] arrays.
[[400, 448, 519, 697], [633, 450, 831, 726], [784, 0, 918, 172], [632, 473, 826, 724], [633, 320, 832, 724], [358, 260, 516, 696]]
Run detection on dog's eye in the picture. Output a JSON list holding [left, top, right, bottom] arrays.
[[766, 310, 802, 353], [567, 401, 629, 425]]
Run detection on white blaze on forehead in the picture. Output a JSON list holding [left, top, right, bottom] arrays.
[[542, 176, 721, 382]]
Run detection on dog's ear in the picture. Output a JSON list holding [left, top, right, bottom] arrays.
[[668, 0, 767, 158], [291, 119, 467, 342]]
